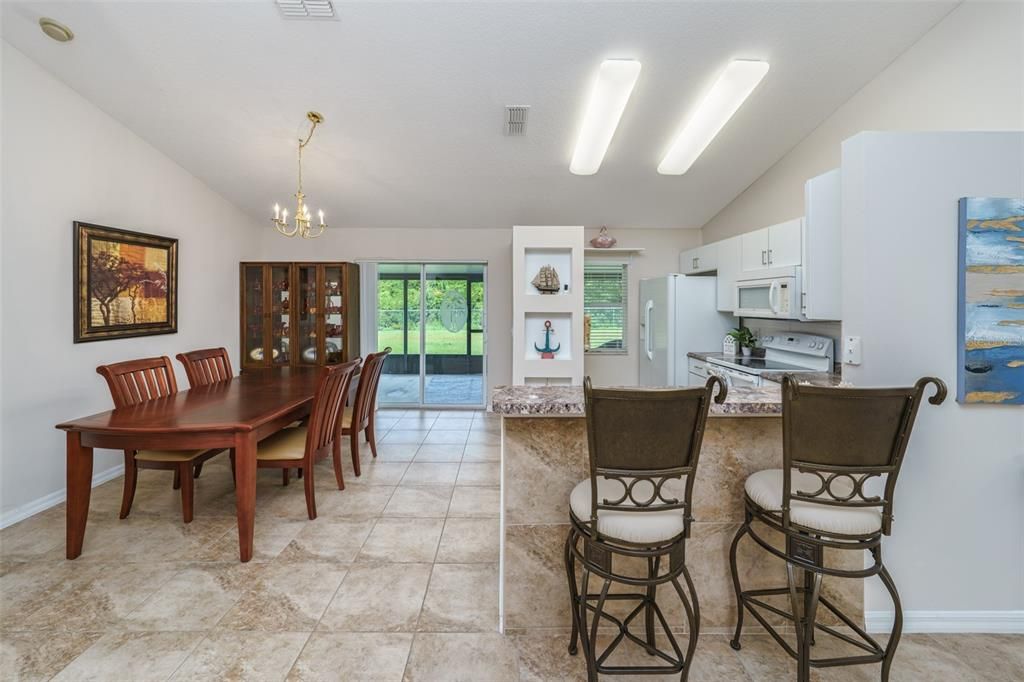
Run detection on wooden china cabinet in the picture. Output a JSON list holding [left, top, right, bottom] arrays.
[[239, 262, 360, 371]]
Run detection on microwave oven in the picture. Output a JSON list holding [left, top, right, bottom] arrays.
[[735, 269, 803, 320]]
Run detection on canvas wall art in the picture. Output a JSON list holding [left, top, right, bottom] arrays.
[[74, 222, 178, 343], [957, 197, 1024, 404]]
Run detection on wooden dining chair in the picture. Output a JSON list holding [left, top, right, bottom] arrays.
[[175, 347, 235, 480], [255, 359, 360, 518], [175, 347, 233, 388], [339, 347, 391, 482], [96, 356, 222, 523]]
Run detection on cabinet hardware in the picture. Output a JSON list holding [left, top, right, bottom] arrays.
[[768, 248, 773, 264], [761, 250, 767, 265]]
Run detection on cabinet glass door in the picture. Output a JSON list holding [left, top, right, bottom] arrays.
[[296, 265, 319, 365], [269, 265, 291, 365], [323, 265, 344, 364], [243, 264, 267, 366]]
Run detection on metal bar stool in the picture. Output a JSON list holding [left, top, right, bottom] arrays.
[[729, 375, 946, 681], [566, 375, 727, 681]]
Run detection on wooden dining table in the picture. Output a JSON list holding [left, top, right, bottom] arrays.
[[56, 367, 324, 562]]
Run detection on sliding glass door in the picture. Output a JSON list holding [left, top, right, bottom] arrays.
[[375, 262, 486, 407]]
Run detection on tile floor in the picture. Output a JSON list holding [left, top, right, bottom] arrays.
[[2, 409, 1022, 681]]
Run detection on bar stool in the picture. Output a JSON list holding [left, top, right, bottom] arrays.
[[565, 375, 727, 681], [728, 375, 946, 682]]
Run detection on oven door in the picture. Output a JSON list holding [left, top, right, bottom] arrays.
[[735, 275, 800, 320], [707, 364, 761, 388]]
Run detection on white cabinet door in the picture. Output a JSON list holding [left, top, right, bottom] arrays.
[[716, 236, 740, 312], [803, 170, 842, 319], [680, 248, 698, 274], [767, 218, 802, 267], [694, 243, 718, 273], [740, 228, 770, 272]]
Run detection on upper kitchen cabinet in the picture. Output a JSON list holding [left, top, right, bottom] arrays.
[[680, 243, 718, 275], [715, 236, 741, 312], [740, 219, 803, 272], [802, 169, 842, 320]]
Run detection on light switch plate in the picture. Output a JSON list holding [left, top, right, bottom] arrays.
[[843, 335, 862, 365]]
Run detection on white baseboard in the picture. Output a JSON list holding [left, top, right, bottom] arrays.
[[866, 610, 1024, 634], [0, 464, 125, 529]]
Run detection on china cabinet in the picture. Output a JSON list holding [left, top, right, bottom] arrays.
[[240, 262, 360, 371]]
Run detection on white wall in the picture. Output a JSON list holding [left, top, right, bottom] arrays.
[[0, 43, 257, 524], [701, 2, 1024, 243], [843, 132, 1024, 627], [259, 227, 697, 390], [583, 228, 701, 386]]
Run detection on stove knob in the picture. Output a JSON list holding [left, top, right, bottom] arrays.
[[817, 341, 825, 349], [807, 341, 814, 348]]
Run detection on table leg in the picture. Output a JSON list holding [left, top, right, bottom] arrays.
[[234, 431, 257, 562], [66, 432, 93, 559]]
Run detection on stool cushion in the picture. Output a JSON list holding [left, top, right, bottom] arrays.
[[569, 476, 688, 544], [744, 469, 882, 536], [257, 427, 308, 461]]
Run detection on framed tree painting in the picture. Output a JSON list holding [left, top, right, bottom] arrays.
[[73, 222, 178, 343], [956, 198, 1024, 404]]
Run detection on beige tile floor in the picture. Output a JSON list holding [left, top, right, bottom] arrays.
[[2, 408, 1022, 681]]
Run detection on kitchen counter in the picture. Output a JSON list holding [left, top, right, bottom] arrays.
[[490, 383, 783, 417], [491, 384, 862, 634], [687, 351, 845, 387]]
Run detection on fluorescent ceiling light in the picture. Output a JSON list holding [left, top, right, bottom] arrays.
[[570, 60, 642, 175], [658, 60, 769, 175]]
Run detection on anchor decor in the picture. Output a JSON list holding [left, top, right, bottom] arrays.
[[534, 319, 561, 359]]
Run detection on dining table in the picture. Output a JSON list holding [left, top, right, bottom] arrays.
[[56, 367, 324, 562]]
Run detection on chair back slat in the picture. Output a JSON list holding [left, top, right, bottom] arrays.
[[97, 356, 179, 408], [583, 376, 726, 536], [176, 347, 233, 388], [305, 359, 360, 459], [781, 375, 946, 534], [350, 348, 391, 431]]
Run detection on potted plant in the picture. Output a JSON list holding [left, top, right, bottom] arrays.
[[727, 326, 757, 357]]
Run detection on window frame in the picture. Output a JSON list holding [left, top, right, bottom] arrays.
[[583, 259, 629, 355]]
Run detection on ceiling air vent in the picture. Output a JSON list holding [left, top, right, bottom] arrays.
[[276, 0, 336, 20], [504, 105, 530, 136]]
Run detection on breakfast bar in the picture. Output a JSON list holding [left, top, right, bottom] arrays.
[[492, 383, 863, 634]]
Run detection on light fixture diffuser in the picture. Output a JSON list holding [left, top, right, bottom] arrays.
[[570, 59, 642, 175], [658, 60, 769, 175]]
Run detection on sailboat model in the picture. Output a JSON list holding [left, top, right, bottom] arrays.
[[531, 265, 561, 294]]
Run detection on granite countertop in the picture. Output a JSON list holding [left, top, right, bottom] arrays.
[[490, 384, 782, 417], [687, 351, 845, 388]]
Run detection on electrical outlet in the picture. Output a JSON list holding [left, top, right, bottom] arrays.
[[843, 335, 862, 365]]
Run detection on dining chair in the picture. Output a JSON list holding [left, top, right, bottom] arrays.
[[339, 347, 391, 481], [255, 359, 360, 518], [96, 356, 223, 523], [175, 346, 233, 388]]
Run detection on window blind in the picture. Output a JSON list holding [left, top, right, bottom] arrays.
[[584, 262, 627, 352]]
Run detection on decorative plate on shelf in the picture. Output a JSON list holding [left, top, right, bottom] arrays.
[[249, 347, 280, 362]]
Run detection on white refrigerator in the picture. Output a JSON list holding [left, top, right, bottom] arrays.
[[638, 274, 733, 387]]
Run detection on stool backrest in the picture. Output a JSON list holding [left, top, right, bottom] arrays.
[[350, 347, 390, 431], [176, 347, 233, 388], [97, 356, 178, 408], [583, 375, 727, 536], [781, 375, 946, 534], [305, 359, 361, 458]]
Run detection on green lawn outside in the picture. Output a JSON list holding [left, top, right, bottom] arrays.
[[378, 325, 483, 355]]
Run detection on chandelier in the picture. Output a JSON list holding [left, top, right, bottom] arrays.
[[272, 111, 327, 238]]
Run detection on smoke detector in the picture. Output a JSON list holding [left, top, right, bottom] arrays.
[[504, 105, 530, 136], [39, 17, 74, 42], [276, 0, 336, 20]]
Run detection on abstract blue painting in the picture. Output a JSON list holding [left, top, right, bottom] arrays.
[[957, 197, 1024, 404]]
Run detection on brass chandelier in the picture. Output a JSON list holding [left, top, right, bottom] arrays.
[[272, 111, 327, 238]]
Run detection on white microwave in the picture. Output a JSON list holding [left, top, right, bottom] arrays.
[[735, 270, 803, 320]]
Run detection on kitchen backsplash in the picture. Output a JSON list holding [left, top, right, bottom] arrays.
[[743, 318, 843, 358]]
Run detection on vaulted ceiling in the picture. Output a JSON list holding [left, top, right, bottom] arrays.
[[2, 1, 956, 229]]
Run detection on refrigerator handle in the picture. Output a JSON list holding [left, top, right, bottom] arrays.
[[643, 300, 655, 361]]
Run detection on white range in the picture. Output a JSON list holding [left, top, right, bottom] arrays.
[[688, 332, 835, 388]]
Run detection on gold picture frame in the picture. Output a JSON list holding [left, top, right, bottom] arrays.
[[73, 221, 178, 343]]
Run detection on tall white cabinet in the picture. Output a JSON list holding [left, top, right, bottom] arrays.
[[512, 226, 585, 385]]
